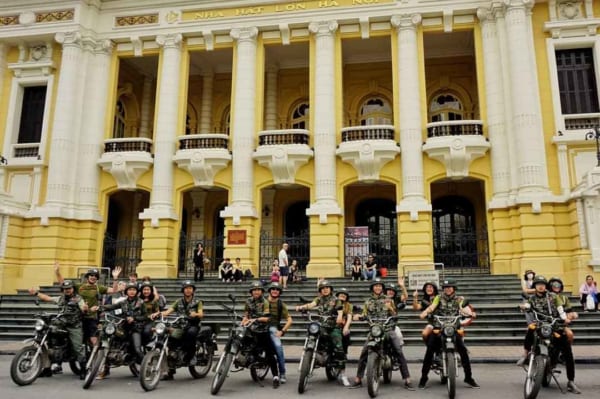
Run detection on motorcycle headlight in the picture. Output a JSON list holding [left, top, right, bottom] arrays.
[[443, 326, 456, 337], [155, 322, 166, 335], [308, 322, 320, 335], [370, 325, 384, 338], [104, 323, 116, 336], [540, 324, 552, 339], [235, 326, 245, 339], [35, 319, 45, 331]]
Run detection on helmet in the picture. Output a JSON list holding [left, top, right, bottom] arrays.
[[61, 280, 75, 290], [532, 275, 548, 287], [248, 281, 265, 293], [523, 269, 536, 279], [336, 287, 350, 301], [268, 282, 282, 292], [548, 277, 564, 292], [441, 278, 458, 289], [386, 283, 398, 294], [140, 281, 153, 291], [422, 282, 439, 296], [85, 268, 100, 278], [369, 278, 385, 292], [317, 280, 333, 292], [125, 282, 139, 293], [181, 280, 196, 292]]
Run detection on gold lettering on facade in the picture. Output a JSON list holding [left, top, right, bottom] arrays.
[[235, 7, 265, 16], [194, 10, 225, 19], [319, 0, 339, 7], [275, 2, 307, 12], [353, 0, 379, 4]]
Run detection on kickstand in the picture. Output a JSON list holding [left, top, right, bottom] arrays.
[[551, 373, 567, 394]]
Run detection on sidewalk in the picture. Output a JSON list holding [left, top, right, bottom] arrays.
[[1, 341, 598, 364]]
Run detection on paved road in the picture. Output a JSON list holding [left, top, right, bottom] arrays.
[[1, 355, 598, 399]]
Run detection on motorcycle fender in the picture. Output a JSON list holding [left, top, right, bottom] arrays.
[[229, 341, 240, 355], [539, 345, 549, 357], [21, 338, 39, 346], [445, 342, 455, 350], [306, 338, 316, 350]]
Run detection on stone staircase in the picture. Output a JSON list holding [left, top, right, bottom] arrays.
[[1, 274, 599, 346]]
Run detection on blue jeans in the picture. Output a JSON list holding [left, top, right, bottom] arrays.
[[363, 269, 375, 281], [269, 326, 286, 376]]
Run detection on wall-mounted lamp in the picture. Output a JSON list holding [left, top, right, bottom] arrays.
[[192, 207, 201, 219], [0, 155, 7, 165], [262, 205, 270, 217]]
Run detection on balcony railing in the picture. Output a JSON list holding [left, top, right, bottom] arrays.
[[13, 143, 40, 158], [104, 137, 153, 153], [178, 134, 229, 150], [258, 129, 310, 145], [563, 113, 600, 131], [426, 120, 484, 138], [341, 125, 395, 142]]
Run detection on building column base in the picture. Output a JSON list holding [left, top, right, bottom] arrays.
[[305, 214, 343, 277], [136, 219, 178, 277]]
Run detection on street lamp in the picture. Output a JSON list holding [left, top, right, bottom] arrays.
[[585, 126, 600, 167]]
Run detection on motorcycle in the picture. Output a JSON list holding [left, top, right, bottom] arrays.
[[522, 308, 563, 399], [82, 311, 140, 389], [363, 315, 400, 398], [11, 307, 85, 385], [139, 314, 216, 391], [297, 309, 342, 394], [429, 314, 465, 399], [210, 294, 270, 395]]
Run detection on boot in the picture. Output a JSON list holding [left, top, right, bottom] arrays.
[[79, 362, 86, 380]]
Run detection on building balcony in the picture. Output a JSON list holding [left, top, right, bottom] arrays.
[[253, 129, 313, 185], [173, 134, 231, 187], [98, 137, 153, 190], [336, 125, 400, 182], [423, 120, 489, 178]]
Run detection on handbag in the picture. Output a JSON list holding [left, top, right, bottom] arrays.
[[585, 294, 596, 311]]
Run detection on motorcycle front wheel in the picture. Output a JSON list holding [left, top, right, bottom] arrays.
[[82, 348, 104, 389], [445, 351, 456, 399], [383, 366, 392, 384], [10, 345, 42, 386], [211, 352, 233, 395], [523, 354, 546, 399], [140, 349, 164, 392], [366, 350, 381, 398], [298, 349, 314, 394], [189, 344, 214, 379], [69, 359, 82, 375]]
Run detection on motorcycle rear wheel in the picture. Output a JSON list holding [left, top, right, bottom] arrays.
[[366, 351, 381, 398], [211, 352, 233, 395], [383, 366, 392, 384], [298, 349, 314, 394], [69, 360, 82, 375], [523, 354, 545, 399], [140, 349, 163, 392], [445, 351, 456, 399], [10, 345, 42, 386], [82, 348, 104, 389], [189, 344, 214, 379]]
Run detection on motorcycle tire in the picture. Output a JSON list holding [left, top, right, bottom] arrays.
[[211, 352, 233, 395], [325, 364, 339, 381], [445, 351, 456, 399], [383, 367, 392, 384], [250, 362, 269, 382], [69, 359, 82, 375], [140, 349, 163, 392], [189, 345, 214, 379], [298, 349, 314, 394], [10, 345, 42, 386], [129, 362, 140, 377], [82, 348, 104, 390], [541, 358, 553, 387], [366, 350, 381, 398], [523, 354, 545, 399]]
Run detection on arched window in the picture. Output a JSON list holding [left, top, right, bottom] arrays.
[[220, 107, 230, 135], [291, 102, 309, 129], [185, 114, 191, 135], [359, 97, 392, 126], [430, 93, 463, 122], [113, 99, 126, 138]]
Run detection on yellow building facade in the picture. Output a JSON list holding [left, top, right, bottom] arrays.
[[0, 0, 599, 293]]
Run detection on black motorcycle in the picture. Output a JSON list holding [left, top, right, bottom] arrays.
[[297, 310, 341, 394], [82, 311, 140, 389], [429, 314, 465, 399], [139, 314, 216, 391], [522, 308, 563, 399], [210, 294, 270, 395], [11, 309, 84, 385], [363, 315, 399, 398]]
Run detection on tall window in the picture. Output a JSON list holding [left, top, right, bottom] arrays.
[[291, 102, 309, 129], [556, 48, 599, 114], [17, 86, 47, 143], [430, 93, 463, 122], [113, 99, 126, 138], [359, 97, 392, 125]]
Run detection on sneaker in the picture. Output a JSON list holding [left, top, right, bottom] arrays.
[[404, 381, 415, 391], [273, 376, 280, 389], [348, 379, 362, 389], [280, 374, 287, 384], [567, 381, 581, 394], [96, 371, 107, 380], [338, 375, 350, 387], [51, 364, 63, 374], [516, 356, 527, 367], [418, 376, 428, 389], [464, 378, 480, 388]]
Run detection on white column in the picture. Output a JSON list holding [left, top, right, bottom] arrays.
[[391, 14, 430, 220], [264, 64, 278, 130], [75, 39, 113, 219], [306, 21, 342, 222], [220, 27, 259, 224], [44, 32, 83, 210], [0, 43, 6, 194], [198, 70, 214, 133], [477, 7, 511, 207], [139, 34, 183, 225], [139, 75, 153, 138], [503, 0, 550, 199]]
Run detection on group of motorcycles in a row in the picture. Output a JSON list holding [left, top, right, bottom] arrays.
[[10, 294, 568, 399]]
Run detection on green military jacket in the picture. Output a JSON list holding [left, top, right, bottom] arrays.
[[362, 293, 395, 319], [244, 296, 270, 332], [310, 294, 342, 327], [51, 294, 85, 326], [431, 293, 469, 317]]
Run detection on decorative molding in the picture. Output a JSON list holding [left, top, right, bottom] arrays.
[[279, 23, 290, 45], [359, 17, 370, 39], [156, 33, 183, 49], [115, 14, 158, 27], [336, 140, 400, 182], [442, 8, 453, 32], [98, 151, 153, 190], [390, 13, 422, 30], [0, 15, 19, 26], [202, 30, 214, 51], [35, 9, 74, 23], [253, 144, 313, 185], [423, 135, 490, 179], [308, 20, 338, 36], [131, 36, 143, 56], [173, 148, 232, 187], [230, 27, 258, 42]]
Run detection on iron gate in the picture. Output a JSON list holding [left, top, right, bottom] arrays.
[[259, 231, 310, 278], [343, 229, 398, 276], [178, 233, 224, 278], [101, 234, 142, 276], [433, 228, 490, 274]]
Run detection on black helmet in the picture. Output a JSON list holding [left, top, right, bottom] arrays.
[[369, 278, 385, 292], [441, 278, 457, 289], [532, 275, 548, 287], [268, 282, 282, 292], [249, 281, 265, 293], [61, 280, 75, 290], [386, 283, 398, 294], [422, 282, 439, 296], [85, 268, 100, 278], [548, 277, 564, 292], [181, 280, 196, 292], [336, 287, 350, 301], [125, 282, 139, 294], [140, 281, 153, 291], [317, 280, 333, 292]]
